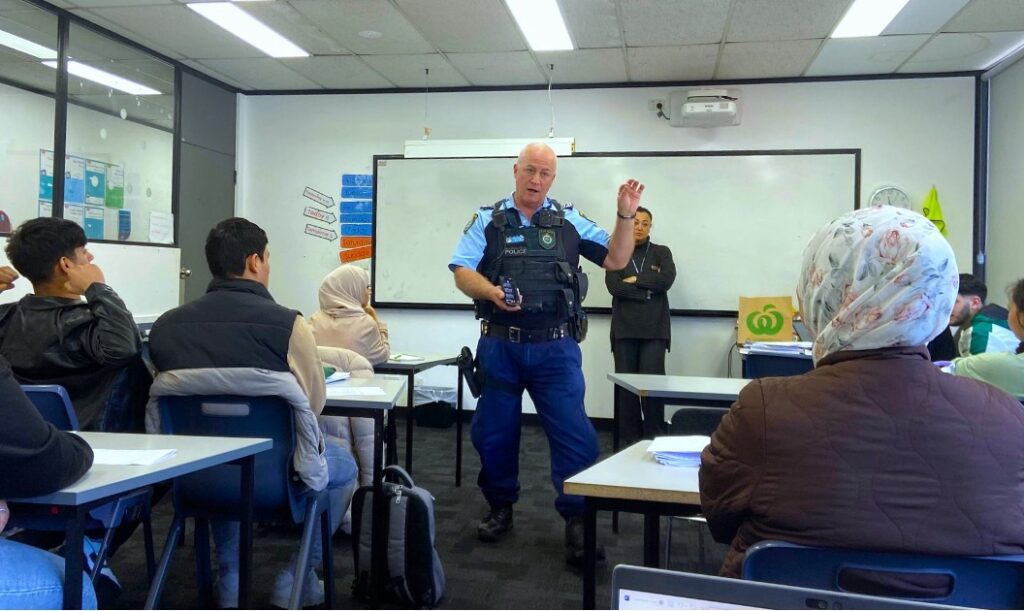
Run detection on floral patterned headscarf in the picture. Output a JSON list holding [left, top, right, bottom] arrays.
[[797, 205, 959, 363]]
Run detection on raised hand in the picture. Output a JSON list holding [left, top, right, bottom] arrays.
[[0, 266, 18, 293], [617, 179, 645, 217]]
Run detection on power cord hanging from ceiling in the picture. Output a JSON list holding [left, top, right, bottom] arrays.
[[422, 68, 431, 140], [546, 63, 555, 138]]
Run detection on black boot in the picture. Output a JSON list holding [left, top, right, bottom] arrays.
[[565, 516, 605, 566], [477, 504, 513, 542]]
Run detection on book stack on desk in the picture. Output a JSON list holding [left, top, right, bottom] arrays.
[[746, 341, 812, 356], [647, 436, 710, 468]]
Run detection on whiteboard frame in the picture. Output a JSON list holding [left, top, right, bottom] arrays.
[[371, 148, 861, 317]]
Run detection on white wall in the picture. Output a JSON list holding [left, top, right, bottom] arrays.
[[237, 76, 977, 418], [987, 59, 1024, 299]]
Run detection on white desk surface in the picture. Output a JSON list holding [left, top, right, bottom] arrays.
[[607, 373, 749, 402], [564, 441, 701, 505], [324, 374, 406, 409], [13, 432, 271, 506], [375, 353, 458, 371]]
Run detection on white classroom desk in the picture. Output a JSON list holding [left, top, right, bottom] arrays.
[[372, 353, 463, 482], [321, 374, 405, 605], [11, 432, 271, 610], [564, 441, 702, 610]]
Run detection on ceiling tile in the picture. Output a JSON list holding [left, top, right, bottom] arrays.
[[394, 0, 526, 53], [67, 8, 183, 59], [0, 58, 57, 92], [361, 53, 469, 87], [717, 39, 822, 79], [234, 1, 349, 56], [0, 12, 58, 51], [64, 0, 171, 6], [727, 0, 851, 42], [197, 57, 322, 90], [80, 5, 266, 59], [559, 0, 621, 49], [446, 51, 544, 86], [626, 45, 718, 82], [883, 0, 971, 35], [280, 55, 395, 89], [286, 0, 433, 55], [620, 0, 729, 46], [181, 58, 248, 90], [899, 31, 1024, 72], [535, 49, 627, 83], [805, 35, 931, 76], [944, 0, 1024, 32]]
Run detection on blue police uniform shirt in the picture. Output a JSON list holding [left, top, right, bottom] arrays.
[[449, 195, 611, 272]]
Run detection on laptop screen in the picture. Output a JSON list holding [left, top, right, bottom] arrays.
[[619, 588, 759, 610]]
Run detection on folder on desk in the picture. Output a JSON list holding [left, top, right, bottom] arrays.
[[647, 436, 710, 467]]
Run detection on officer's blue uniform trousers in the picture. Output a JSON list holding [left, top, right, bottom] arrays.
[[471, 335, 600, 518]]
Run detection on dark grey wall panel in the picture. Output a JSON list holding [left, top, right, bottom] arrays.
[[180, 71, 236, 156]]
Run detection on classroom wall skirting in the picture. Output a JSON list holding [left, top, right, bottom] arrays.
[[238, 76, 976, 418]]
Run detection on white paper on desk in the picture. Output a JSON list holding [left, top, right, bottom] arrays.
[[325, 371, 352, 384], [328, 387, 387, 396], [748, 341, 812, 354], [648, 436, 711, 454], [390, 353, 424, 362], [92, 448, 177, 466]]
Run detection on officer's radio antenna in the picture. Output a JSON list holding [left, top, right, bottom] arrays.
[[546, 63, 555, 138], [422, 68, 431, 140]]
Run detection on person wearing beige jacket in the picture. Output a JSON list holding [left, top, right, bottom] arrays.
[[310, 265, 390, 365]]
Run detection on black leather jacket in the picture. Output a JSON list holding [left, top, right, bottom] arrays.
[[0, 283, 146, 430]]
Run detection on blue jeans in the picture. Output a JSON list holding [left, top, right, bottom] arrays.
[[211, 436, 358, 577], [0, 539, 97, 610], [472, 336, 599, 518]]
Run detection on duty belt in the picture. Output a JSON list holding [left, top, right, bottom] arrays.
[[481, 321, 570, 343]]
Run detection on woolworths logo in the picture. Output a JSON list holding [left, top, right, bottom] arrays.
[[745, 304, 785, 336]]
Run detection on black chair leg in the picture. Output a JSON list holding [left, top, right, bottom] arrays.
[[290, 498, 319, 610], [321, 506, 335, 609], [143, 512, 157, 582], [145, 515, 186, 610], [89, 523, 119, 582], [194, 518, 213, 608]]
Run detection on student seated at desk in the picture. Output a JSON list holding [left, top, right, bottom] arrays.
[[309, 265, 390, 366], [699, 206, 1024, 592], [0, 218, 151, 433], [947, 277, 1024, 396], [0, 355, 97, 609]]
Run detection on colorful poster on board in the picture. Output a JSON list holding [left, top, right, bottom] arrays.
[[117, 209, 131, 241], [85, 160, 106, 206], [39, 150, 54, 202], [84, 205, 104, 240], [38, 201, 52, 218], [64, 203, 85, 228], [106, 165, 124, 209], [64, 156, 86, 205]]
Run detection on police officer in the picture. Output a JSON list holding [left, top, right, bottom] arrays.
[[449, 142, 644, 563]]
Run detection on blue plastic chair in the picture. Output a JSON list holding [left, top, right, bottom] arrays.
[[17, 385, 156, 583], [146, 395, 334, 610], [742, 540, 1024, 608]]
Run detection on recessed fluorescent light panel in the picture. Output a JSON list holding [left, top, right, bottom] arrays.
[[188, 2, 308, 58], [43, 60, 161, 95], [0, 29, 56, 59], [505, 0, 573, 51], [831, 0, 912, 38]]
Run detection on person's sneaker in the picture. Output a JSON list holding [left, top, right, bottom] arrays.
[[215, 570, 239, 609], [564, 516, 606, 566], [269, 568, 325, 609], [476, 504, 513, 542]]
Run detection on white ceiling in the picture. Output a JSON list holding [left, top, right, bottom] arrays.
[[4, 0, 1024, 92]]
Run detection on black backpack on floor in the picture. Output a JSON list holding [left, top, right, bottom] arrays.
[[351, 465, 445, 608]]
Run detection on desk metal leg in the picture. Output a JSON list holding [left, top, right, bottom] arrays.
[[239, 455, 254, 610], [455, 366, 464, 487], [612, 384, 620, 534], [385, 408, 398, 466], [405, 371, 415, 473], [370, 412, 386, 606], [643, 513, 660, 567], [583, 500, 597, 610], [62, 506, 86, 609]]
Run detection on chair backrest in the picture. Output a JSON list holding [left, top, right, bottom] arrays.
[[158, 395, 303, 523], [742, 540, 1024, 608], [22, 385, 79, 430], [668, 407, 724, 437]]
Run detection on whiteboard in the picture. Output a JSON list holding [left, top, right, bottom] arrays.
[[373, 150, 858, 313]]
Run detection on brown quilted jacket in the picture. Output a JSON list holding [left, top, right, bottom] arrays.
[[700, 346, 1024, 578]]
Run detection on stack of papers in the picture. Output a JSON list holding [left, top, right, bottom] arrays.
[[390, 353, 424, 362], [92, 448, 177, 466], [325, 370, 352, 384], [327, 386, 387, 397], [647, 436, 710, 468], [747, 341, 812, 355]]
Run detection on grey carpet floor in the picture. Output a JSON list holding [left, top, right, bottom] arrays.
[[108, 419, 727, 610]]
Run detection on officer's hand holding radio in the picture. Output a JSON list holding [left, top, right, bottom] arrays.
[[488, 278, 522, 312]]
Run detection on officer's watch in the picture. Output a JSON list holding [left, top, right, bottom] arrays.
[[616, 211, 636, 220]]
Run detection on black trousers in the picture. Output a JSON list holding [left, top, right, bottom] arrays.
[[612, 338, 668, 444]]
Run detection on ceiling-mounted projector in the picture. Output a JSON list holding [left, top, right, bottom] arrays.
[[669, 88, 741, 128]]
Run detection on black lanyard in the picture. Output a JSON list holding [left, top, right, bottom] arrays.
[[631, 242, 651, 275]]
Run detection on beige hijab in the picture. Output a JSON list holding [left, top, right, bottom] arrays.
[[318, 265, 369, 318]]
